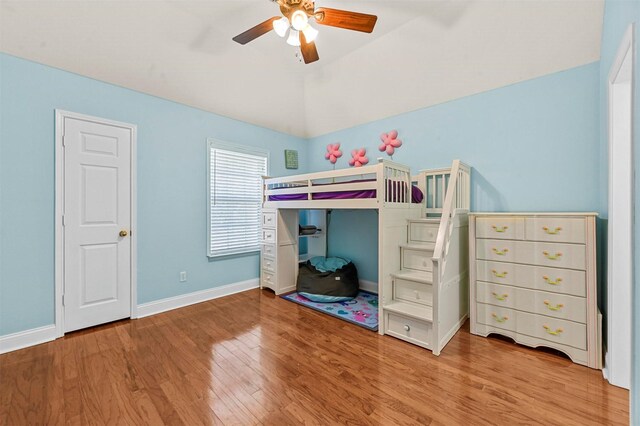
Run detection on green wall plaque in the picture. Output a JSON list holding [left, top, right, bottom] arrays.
[[285, 149, 298, 169]]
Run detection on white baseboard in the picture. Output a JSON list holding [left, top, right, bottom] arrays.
[[438, 313, 469, 353], [136, 278, 259, 318], [360, 280, 378, 294], [0, 324, 58, 354]]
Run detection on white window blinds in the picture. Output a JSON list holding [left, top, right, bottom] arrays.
[[208, 141, 268, 257]]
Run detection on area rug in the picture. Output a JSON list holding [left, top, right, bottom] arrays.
[[281, 290, 379, 331]]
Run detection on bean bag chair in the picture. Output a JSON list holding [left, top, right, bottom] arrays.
[[297, 256, 359, 302]]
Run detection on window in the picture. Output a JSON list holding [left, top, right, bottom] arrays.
[[208, 140, 268, 257]]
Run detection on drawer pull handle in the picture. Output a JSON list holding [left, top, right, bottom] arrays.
[[543, 251, 563, 260], [491, 269, 508, 278], [404, 325, 411, 332], [492, 248, 509, 256], [544, 300, 564, 311], [543, 325, 564, 336], [543, 226, 562, 235], [491, 313, 509, 323], [492, 292, 509, 301], [543, 276, 563, 285], [492, 225, 509, 233]]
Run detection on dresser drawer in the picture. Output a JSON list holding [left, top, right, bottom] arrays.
[[517, 311, 587, 350], [262, 211, 276, 228], [385, 312, 432, 348], [394, 279, 433, 306], [477, 281, 586, 323], [525, 217, 586, 244], [476, 239, 586, 270], [262, 244, 276, 258], [261, 270, 275, 290], [476, 260, 586, 297], [261, 255, 276, 273], [476, 217, 525, 240], [262, 228, 276, 244], [476, 303, 516, 332], [402, 249, 432, 272], [409, 223, 439, 244]]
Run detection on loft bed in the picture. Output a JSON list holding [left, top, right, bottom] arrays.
[[262, 159, 422, 210], [260, 159, 471, 356]]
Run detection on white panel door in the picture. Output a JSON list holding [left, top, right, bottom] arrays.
[[64, 117, 132, 332]]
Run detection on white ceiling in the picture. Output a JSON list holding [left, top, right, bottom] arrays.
[[0, 0, 603, 138]]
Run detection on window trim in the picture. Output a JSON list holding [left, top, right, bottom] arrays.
[[207, 138, 269, 258]]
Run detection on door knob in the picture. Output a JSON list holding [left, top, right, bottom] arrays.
[[119, 230, 128, 237]]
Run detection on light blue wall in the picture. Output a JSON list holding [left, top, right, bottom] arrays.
[[307, 62, 601, 282], [599, 0, 640, 421], [0, 53, 307, 336]]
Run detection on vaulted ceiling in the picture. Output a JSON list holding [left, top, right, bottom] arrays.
[[0, 0, 603, 138]]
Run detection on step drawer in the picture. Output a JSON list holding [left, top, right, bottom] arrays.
[[476, 281, 586, 323], [262, 211, 276, 228], [516, 310, 586, 350], [386, 312, 432, 348], [476, 260, 586, 297], [476, 303, 517, 332], [261, 255, 276, 273], [476, 239, 586, 270], [394, 278, 432, 306], [476, 217, 525, 240], [525, 217, 586, 244], [409, 222, 439, 244], [402, 249, 432, 272], [262, 228, 276, 244]]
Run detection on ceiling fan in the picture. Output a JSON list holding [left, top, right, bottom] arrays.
[[232, 0, 378, 64]]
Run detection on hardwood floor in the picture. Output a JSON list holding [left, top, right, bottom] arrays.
[[0, 288, 628, 425]]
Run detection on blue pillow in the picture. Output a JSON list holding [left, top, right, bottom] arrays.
[[309, 256, 351, 273]]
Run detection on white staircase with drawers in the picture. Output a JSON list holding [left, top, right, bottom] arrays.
[[381, 161, 470, 355]]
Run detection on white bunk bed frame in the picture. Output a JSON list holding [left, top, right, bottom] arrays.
[[261, 158, 471, 355]]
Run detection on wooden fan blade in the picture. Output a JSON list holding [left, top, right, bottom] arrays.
[[299, 32, 319, 64], [314, 8, 377, 33], [232, 17, 280, 45]]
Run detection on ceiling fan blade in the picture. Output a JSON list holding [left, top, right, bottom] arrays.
[[299, 32, 319, 64], [232, 16, 280, 45], [314, 8, 377, 33]]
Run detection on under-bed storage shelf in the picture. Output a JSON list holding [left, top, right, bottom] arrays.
[[469, 213, 602, 369]]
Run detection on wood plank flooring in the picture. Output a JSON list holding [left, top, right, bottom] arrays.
[[0, 289, 628, 425]]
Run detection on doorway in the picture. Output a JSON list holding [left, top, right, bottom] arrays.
[[55, 110, 137, 335], [607, 24, 635, 390]]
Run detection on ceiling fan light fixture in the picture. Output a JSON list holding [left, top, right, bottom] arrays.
[[290, 10, 309, 31], [302, 24, 318, 43], [273, 17, 289, 37], [286, 29, 301, 46]]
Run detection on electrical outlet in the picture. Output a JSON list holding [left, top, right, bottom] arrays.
[[179, 271, 187, 282]]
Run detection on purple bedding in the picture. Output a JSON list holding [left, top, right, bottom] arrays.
[[269, 180, 424, 203]]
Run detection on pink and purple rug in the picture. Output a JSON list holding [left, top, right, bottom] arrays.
[[281, 290, 379, 331]]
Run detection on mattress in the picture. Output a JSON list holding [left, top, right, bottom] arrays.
[[268, 179, 424, 203]]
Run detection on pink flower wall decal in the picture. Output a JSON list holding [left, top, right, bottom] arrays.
[[324, 143, 343, 164], [379, 130, 403, 156], [349, 148, 369, 167]]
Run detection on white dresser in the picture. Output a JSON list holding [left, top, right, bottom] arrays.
[[469, 213, 601, 369], [260, 209, 298, 295]]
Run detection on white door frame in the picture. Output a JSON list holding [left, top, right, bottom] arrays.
[[54, 109, 138, 338], [606, 24, 635, 389]]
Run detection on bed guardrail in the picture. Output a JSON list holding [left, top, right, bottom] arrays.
[[262, 159, 412, 208]]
